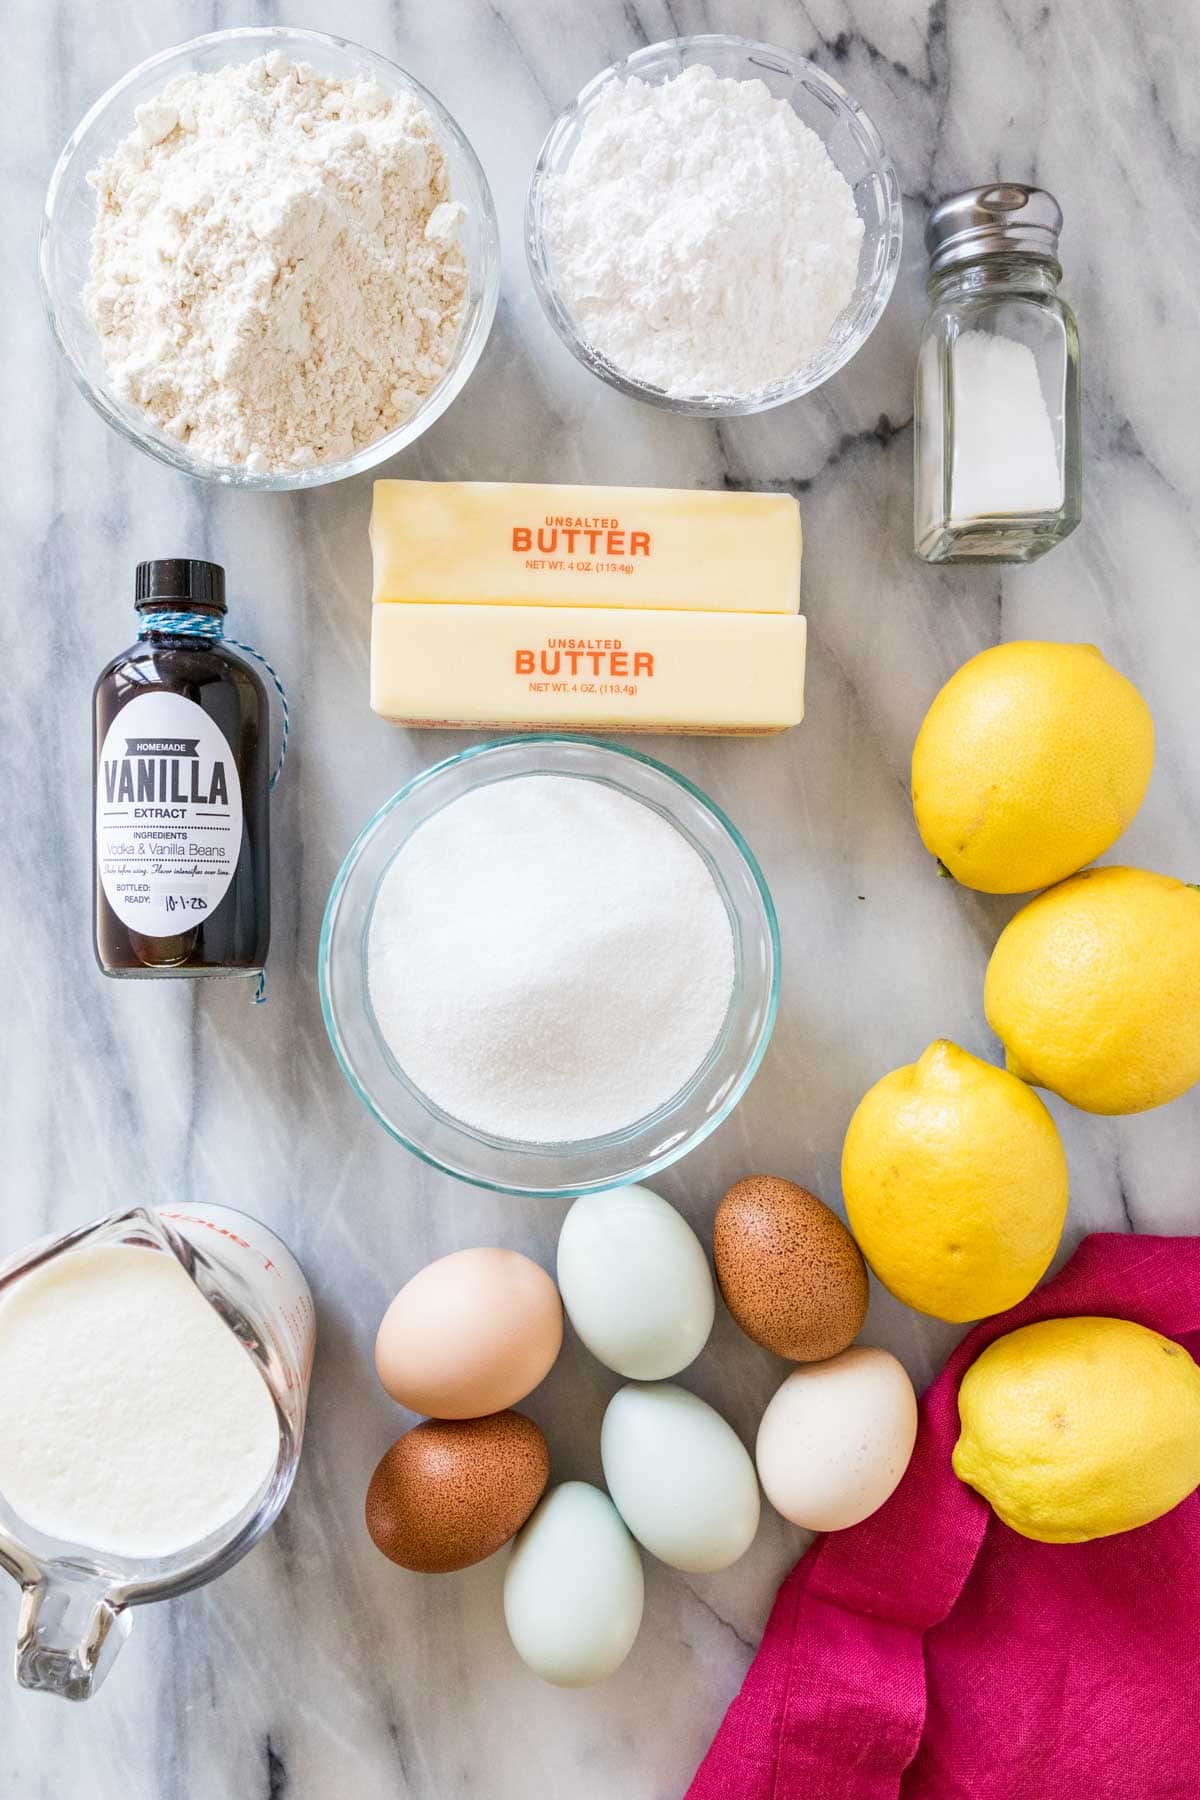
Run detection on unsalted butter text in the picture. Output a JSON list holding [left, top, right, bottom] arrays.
[[512, 522, 651, 557], [515, 639, 654, 677]]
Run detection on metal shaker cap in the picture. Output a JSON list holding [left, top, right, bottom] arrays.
[[925, 185, 1063, 274]]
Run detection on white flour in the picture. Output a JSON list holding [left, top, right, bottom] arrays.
[[0, 1243, 279, 1559], [542, 63, 864, 398], [85, 53, 468, 470], [367, 774, 735, 1143]]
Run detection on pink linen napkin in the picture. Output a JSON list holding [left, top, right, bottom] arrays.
[[687, 1233, 1200, 1800]]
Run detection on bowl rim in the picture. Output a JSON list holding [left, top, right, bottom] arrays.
[[39, 24, 501, 491], [525, 32, 903, 415], [317, 734, 782, 1197]]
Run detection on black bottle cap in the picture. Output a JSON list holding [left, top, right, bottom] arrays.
[[135, 559, 227, 615]]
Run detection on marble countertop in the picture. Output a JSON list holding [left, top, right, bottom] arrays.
[[3, 0, 1198, 1794]]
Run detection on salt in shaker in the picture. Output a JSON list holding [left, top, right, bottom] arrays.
[[913, 185, 1081, 563]]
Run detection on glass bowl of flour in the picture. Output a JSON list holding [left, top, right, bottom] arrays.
[[526, 36, 902, 414], [319, 738, 780, 1198], [40, 28, 500, 489]]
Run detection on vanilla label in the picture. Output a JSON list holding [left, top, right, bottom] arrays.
[[96, 692, 243, 937]]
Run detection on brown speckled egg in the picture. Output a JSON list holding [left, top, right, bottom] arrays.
[[365, 1412, 549, 1573], [713, 1176, 868, 1361]]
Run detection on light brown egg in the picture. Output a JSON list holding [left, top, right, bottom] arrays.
[[713, 1175, 868, 1362], [365, 1412, 550, 1573], [374, 1247, 563, 1419]]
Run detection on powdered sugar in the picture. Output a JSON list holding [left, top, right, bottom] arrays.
[[541, 63, 864, 399], [367, 774, 735, 1143], [84, 53, 467, 470]]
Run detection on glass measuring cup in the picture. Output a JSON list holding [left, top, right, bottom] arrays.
[[0, 1203, 315, 1699]]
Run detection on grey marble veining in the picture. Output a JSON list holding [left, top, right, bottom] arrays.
[[2, 0, 1199, 1794]]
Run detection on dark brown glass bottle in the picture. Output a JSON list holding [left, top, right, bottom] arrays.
[[93, 560, 270, 978]]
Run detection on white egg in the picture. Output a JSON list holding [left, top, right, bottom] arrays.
[[503, 1482, 644, 1687], [556, 1184, 715, 1380], [755, 1346, 918, 1532], [601, 1382, 760, 1572]]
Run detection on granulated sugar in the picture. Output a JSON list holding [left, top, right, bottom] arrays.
[[367, 775, 735, 1143], [541, 63, 863, 398]]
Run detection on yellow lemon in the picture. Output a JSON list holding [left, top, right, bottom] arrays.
[[953, 1316, 1200, 1542], [841, 1041, 1068, 1324], [911, 642, 1153, 893], [985, 866, 1200, 1115]]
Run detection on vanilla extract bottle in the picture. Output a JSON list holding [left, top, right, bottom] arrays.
[[93, 560, 270, 978]]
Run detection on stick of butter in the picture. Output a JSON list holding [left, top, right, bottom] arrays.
[[371, 603, 806, 735], [371, 481, 801, 613]]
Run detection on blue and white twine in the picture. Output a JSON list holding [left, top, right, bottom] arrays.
[[137, 609, 289, 790], [138, 608, 289, 1002]]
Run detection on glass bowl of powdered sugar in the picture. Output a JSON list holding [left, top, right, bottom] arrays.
[[40, 27, 500, 488], [318, 738, 780, 1198], [526, 36, 902, 414]]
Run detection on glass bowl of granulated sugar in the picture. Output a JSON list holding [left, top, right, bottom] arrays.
[[40, 27, 500, 489], [527, 36, 902, 415], [319, 738, 781, 1198]]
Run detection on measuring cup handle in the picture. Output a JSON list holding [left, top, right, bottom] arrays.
[[15, 1574, 132, 1700]]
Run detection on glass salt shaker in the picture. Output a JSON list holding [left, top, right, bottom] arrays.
[[914, 185, 1081, 563]]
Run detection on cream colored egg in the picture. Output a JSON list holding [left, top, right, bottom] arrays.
[[374, 1248, 562, 1419], [755, 1347, 917, 1532]]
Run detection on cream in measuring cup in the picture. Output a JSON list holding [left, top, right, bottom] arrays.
[[0, 1203, 314, 1699]]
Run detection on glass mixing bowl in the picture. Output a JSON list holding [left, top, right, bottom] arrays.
[[526, 35, 902, 415], [40, 27, 500, 490], [319, 738, 780, 1198]]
